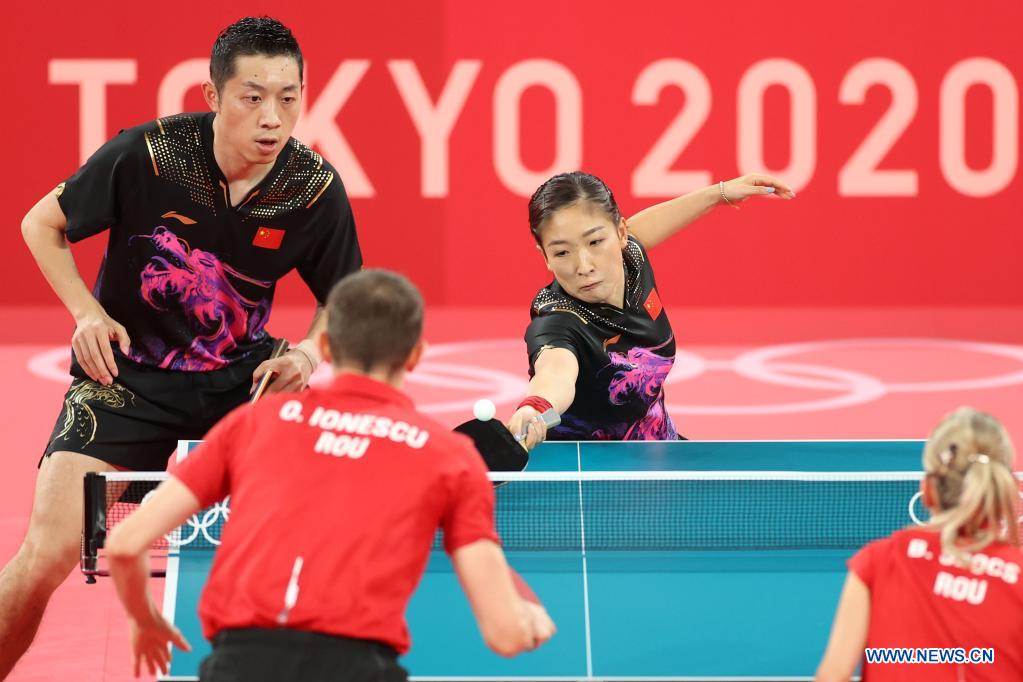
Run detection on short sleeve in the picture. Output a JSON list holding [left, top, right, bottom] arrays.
[[296, 171, 363, 304], [525, 312, 582, 371], [57, 127, 141, 243], [172, 405, 249, 507], [441, 440, 500, 554], [848, 537, 889, 589]]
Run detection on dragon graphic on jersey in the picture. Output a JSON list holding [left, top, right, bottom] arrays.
[[130, 226, 272, 370], [600, 336, 676, 439], [549, 337, 677, 441]]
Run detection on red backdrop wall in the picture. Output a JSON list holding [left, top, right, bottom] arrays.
[[4, 0, 1020, 308]]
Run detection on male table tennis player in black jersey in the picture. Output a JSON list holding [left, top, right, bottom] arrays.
[[105, 270, 555, 680], [2, 17, 361, 677], [509, 172, 794, 446]]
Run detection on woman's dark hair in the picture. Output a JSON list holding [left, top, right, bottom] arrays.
[[210, 17, 303, 93], [527, 172, 621, 245]]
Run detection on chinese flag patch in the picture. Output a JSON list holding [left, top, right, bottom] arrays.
[[253, 227, 285, 250], [643, 289, 663, 320]]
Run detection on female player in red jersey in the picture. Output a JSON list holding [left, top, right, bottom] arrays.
[[508, 172, 795, 445], [816, 407, 1023, 681]]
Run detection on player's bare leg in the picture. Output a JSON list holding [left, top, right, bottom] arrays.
[[0, 451, 117, 679]]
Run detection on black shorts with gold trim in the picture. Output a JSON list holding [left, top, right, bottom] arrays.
[[42, 345, 273, 471]]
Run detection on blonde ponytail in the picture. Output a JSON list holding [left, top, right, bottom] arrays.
[[923, 408, 1018, 563]]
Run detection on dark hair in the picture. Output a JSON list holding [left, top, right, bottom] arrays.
[[527, 172, 622, 245], [326, 270, 424, 372], [210, 17, 304, 92]]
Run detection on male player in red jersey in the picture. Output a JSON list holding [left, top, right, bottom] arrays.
[[105, 269, 555, 680]]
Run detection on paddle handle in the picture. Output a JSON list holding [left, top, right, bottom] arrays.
[[250, 338, 291, 403], [515, 408, 560, 442]]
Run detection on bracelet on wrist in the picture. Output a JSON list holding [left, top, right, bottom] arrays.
[[718, 180, 739, 210]]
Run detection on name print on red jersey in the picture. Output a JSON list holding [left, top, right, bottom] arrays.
[[906, 537, 1021, 606], [277, 399, 431, 459]]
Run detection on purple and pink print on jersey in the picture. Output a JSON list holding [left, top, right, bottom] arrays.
[[130, 226, 272, 370], [554, 337, 678, 440], [602, 337, 677, 439]]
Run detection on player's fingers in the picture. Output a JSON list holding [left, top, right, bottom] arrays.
[[169, 625, 191, 652], [524, 604, 555, 647], [283, 364, 305, 389], [266, 367, 301, 394], [132, 650, 140, 678], [113, 322, 132, 355], [517, 416, 538, 446], [72, 336, 100, 383], [749, 174, 795, 199], [759, 174, 793, 194], [531, 418, 547, 447], [536, 612, 556, 642], [525, 417, 547, 450], [83, 330, 113, 382], [82, 333, 110, 384], [70, 337, 96, 382], [150, 647, 164, 675], [96, 331, 119, 379], [282, 373, 305, 392], [507, 408, 533, 442], [156, 644, 171, 673], [251, 361, 273, 391]]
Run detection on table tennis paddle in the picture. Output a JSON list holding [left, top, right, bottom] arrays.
[[250, 338, 290, 402], [454, 409, 560, 474]]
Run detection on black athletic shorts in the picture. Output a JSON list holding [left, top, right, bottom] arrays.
[[200, 628, 408, 682], [42, 343, 273, 471]]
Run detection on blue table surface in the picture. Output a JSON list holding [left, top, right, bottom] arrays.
[[160, 439, 925, 681]]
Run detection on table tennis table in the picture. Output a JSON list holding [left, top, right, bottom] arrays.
[[157, 439, 927, 681]]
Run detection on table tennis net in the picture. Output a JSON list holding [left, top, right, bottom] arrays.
[[81, 470, 1023, 579], [81, 472, 229, 579]]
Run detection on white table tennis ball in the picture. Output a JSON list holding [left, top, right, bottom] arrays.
[[473, 398, 496, 422]]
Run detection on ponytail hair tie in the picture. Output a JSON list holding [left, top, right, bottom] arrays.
[[937, 449, 954, 473]]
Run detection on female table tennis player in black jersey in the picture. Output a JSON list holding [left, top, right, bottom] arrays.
[[509, 172, 795, 446]]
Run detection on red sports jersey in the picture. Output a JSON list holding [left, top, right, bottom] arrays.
[[850, 527, 1023, 681], [172, 373, 499, 653]]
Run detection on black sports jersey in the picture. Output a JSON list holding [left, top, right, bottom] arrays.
[[525, 236, 677, 440], [57, 112, 361, 371]]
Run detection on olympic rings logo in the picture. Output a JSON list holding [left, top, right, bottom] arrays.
[[140, 489, 230, 547], [666, 337, 1023, 415], [30, 337, 1023, 416], [323, 337, 1023, 415]]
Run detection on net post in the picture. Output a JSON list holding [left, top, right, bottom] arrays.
[[81, 472, 107, 583]]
